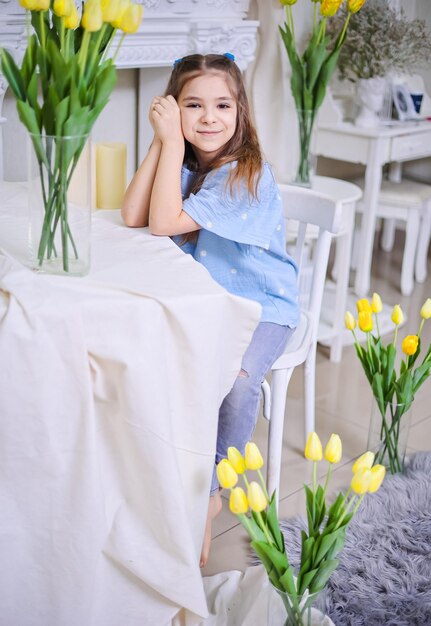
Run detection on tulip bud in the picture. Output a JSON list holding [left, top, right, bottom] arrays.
[[358, 311, 373, 333], [324, 434, 342, 464], [356, 298, 372, 314], [391, 304, 404, 326], [402, 335, 419, 357], [81, 0, 103, 31], [216, 459, 238, 489], [65, 5, 79, 28], [345, 311, 356, 331], [351, 451, 375, 474], [53, 0, 74, 17], [111, 0, 129, 27], [351, 468, 372, 495], [320, 0, 344, 17], [229, 487, 248, 514], [371, 293, 383, 314], [101, 0, 120, 23], [247, 481, 267, 512], [35, 0, 50, 9], [368, 464, 386, 493], [244, 442, 264, 470], [119, 2, 142, 34], [304, 432, 323, 461], [347, 0, 366, 13], [227, 447, 246, 474], [420, 298, 431, 320]]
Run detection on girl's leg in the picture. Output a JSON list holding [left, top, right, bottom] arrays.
[[211, 322, 295, 493], [200, 322, 295, 567]]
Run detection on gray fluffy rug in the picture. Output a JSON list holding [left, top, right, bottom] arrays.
[[277, 452, 431, 626]]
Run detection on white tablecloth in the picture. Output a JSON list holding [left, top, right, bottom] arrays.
[[0, 193, 261, 626]]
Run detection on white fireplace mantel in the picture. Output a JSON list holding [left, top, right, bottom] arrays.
[[0, 0, 259, 176]]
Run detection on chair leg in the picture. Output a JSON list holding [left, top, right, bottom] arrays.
[[304, 344, 316, 444], [266, 367, 294, 505], [401, 211, 420, 296], [381, 218, 396, 252], [415, 201, 431, 284]]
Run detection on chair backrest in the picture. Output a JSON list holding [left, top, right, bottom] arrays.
[[278, 183, 342, 342]]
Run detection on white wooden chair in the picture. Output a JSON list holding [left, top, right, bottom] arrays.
[[261, 184, 342, 501], [353, 176, 431, 296]]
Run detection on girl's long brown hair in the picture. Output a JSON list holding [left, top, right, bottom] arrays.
[[164, 54, 263, 201]]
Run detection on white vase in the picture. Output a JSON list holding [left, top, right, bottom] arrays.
[[354, 77, 387, 128]]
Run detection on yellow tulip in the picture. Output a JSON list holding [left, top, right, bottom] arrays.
[[357, 298, 372, 314], [358, 311, 373, 333], [345, 311, 356, 331], [229, 487, 249, 514], [351, 468, 372, 495], [53, 0, 74, 17], [20, 0, 49, 10], [391, 304, 404, 326], [244, 442, 264, 470], [347, 0, 366, 13], [227, 447, 246, 474], [368, 464, 386, 493], [65, 5, 79, 28], [304, 432, 323, 461], [420, 298, 431, 320], [371, 293, 383, 314], [101, 0, 120, 22], [247, 481, 267, 512], [320, 0, 343, 17], [81, 0, 103, 31], [402, 335, 419, 357], [216, 459, 238, 489], [351, 451, 375, 474], [279, 0, 297, 5], [324, 434, 342, 464], [111, 0, 129, 27], [119, 3, 143, 34]]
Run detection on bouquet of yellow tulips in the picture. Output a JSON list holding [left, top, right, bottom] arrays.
[[1, 0, 142, 273], [278, 0, 366, 185], [345, 295, 431, 474], [217, 435, 385, 626]]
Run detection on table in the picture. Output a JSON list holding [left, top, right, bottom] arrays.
[[315, 120, 431, 296], [0, 188, 261, 626]]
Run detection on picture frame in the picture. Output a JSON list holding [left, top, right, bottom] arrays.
[[392, 83, 419, 121]]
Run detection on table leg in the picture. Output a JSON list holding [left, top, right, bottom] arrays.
[[353, 142, 384, 297]]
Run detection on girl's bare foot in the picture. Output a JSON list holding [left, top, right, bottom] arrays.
[[200, 491, 223, 568]]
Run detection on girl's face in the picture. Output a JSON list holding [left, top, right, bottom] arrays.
[[178, 72, 237, 167]]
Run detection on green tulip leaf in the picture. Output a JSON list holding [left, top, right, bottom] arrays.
[[251, 540, 289, 578], [266, 496, 285, 553], [298, 567, 319, 596], [279, 564, 297, 596], [309, 558, 339, 594], [1, 49, 26, 101], [21, 35, 38, 87]]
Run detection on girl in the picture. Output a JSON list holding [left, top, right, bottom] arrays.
[[121, 53, 299, 567]]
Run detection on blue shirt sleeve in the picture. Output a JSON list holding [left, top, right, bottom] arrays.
[[182, 162, 281, 248]]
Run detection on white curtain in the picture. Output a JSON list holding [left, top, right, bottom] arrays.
[[246, 0, 314, 183]]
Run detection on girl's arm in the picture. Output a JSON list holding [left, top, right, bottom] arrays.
[[120, 137, 162, 228], [148, 95, 200, 236]]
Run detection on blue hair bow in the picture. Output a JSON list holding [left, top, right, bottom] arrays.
[[173, 52, 235, 68]]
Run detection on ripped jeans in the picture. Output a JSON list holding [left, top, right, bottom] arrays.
[[210, 322, 295, 494]]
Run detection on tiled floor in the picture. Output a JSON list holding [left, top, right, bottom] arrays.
[[202, 230, 431, 578]]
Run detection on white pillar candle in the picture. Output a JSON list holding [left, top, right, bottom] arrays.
[[95, 142, 127, 210]]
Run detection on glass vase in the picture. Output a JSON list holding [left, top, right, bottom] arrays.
[[367, 398, 413, 474], [268, 584, 329, 626], [27, 133, 92, 276], [293, 109, 316, 188]]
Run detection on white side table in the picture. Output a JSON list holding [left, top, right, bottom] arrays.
[[311, 176, 362, 362]]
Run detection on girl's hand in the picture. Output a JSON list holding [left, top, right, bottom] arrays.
[[149, 95, 183, 145]]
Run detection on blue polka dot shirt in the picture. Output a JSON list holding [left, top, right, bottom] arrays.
[[173, 161, 299, 328]]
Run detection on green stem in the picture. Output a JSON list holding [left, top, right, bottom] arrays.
[[337, 12, 351, 49], [255, 511, 275, 546], [39, 10, 46, 49], [257, 469, 270, 502], [111, 31, 125, 64]]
